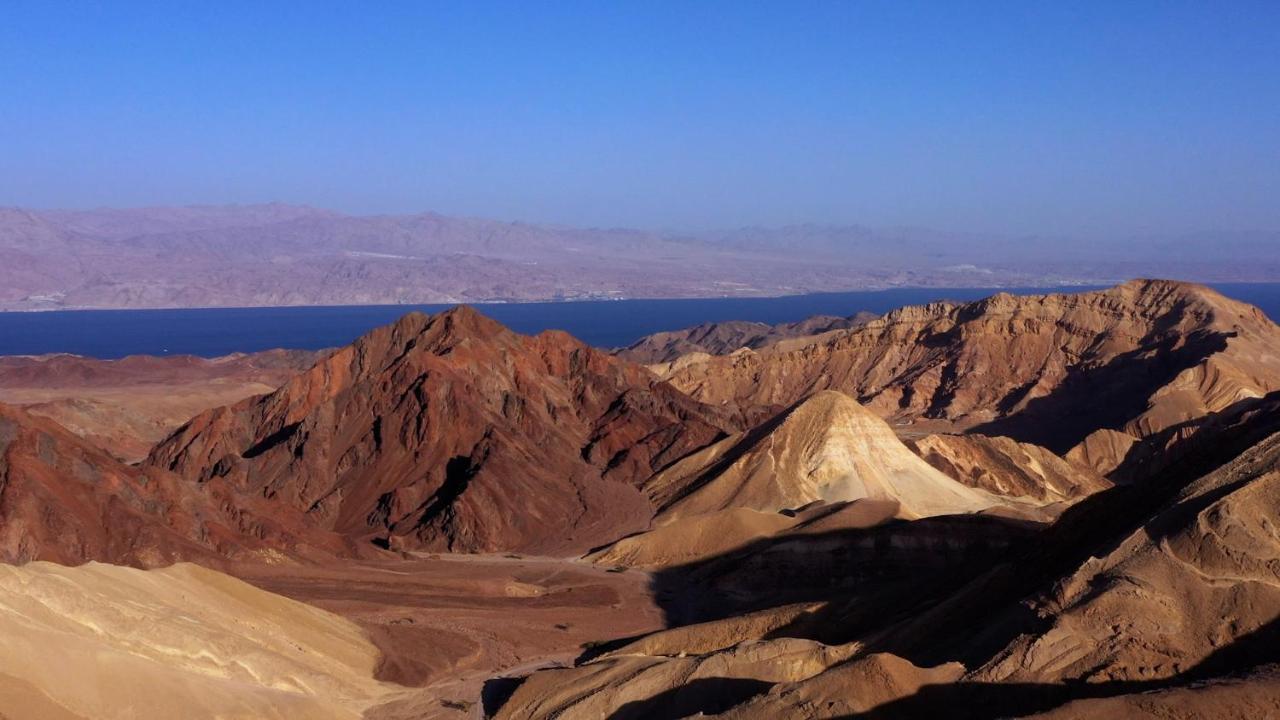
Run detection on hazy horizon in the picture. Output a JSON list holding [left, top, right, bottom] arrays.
[[4, 2, 1278, 239], [11, 201, 1280, 247]]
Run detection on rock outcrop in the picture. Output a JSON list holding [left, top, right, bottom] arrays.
[[616, 312, 877, 364], [907, 433, 1110, 504], [491, 387, 1280, 718], [588, 391, 1032, 570]]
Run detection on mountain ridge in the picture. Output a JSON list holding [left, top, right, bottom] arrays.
[[4, 204, 1275, 311], [658, 279, 1280, 476]]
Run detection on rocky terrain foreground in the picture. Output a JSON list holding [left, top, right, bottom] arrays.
[[0, 279, 1277, 718]]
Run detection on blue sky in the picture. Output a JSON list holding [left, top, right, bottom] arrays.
[[2, 1, 1277, 236]]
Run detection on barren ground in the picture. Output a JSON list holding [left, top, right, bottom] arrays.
[[231, 553, 664, 719]]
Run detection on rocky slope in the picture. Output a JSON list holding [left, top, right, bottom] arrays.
[[658, 280, 1280, 475], [721, 414, 1280, 719], [615, 312, 877, 364], [906, 433, 1110, 504], [0, 350, 322, 461], [0, 402, 337, 566], [970, 433, 1280, 688], [147, 306, 745, 554]]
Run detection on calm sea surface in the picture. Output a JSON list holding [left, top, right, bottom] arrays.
[[2, 283, 1277, 359]]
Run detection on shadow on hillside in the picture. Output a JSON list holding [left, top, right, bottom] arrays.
[[841, 394, 1280, 670], [607, 678, 773, 720], [596, 613, 1279, 720], [1109, 390, 1280, 482], [647, 512, 1041, 636], [828, 615, 1280, 719], [969, 328, 1230, 453], [486, 394, 1280, 718]]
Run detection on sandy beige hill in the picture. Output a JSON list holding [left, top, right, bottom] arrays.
[[589, 390, 1041, 570], [147, 306, 746, 555], [643, 390, 1006, 522], [657, 280, 1280, 477], [495, 636, 860, 720], [496, 509, 1034, 719], [0, 350, 322, 462], [0, 561, 393, 720]]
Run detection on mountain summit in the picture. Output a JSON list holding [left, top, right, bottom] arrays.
[[148, 306, 744, 554]]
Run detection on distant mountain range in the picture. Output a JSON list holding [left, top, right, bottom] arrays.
[[1, 204, 1276, 310]]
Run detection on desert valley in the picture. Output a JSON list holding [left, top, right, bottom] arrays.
[[0, 279, 1277, 718], [8, 3, 1280, 717]]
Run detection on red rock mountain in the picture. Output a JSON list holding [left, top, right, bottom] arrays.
[[147, 307, 744, 554]]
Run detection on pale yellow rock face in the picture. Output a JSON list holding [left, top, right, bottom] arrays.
[[0, 562, 392, 720], [591, 390, 1025, 571]]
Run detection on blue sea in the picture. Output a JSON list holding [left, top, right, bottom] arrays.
[[1, 283, 1277, 360]]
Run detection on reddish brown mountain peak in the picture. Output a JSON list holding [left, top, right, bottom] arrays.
[[416, 305, 510, 343], [432, 303, 489, 326], [363, 305, 505, 344], [148, 310, 739, 554]]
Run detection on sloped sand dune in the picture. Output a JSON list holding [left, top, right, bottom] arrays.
[[0, 562, 392, 720]]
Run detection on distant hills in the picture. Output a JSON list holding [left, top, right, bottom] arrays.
[[2, 204, 1276, 310]]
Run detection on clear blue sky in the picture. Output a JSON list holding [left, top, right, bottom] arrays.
[[2, 1, 1277, 237]]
